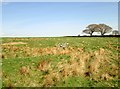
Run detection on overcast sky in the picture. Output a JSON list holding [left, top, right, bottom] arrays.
[[1, 2, 118, 37]]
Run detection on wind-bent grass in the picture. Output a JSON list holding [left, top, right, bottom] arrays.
[[1, 37, 119, 87]]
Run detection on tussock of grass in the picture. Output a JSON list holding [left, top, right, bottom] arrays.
[[2, 37, 119, 87]]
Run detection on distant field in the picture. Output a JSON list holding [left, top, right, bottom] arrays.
[[1, 37, 119, 87]]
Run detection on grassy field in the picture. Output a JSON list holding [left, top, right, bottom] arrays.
[[1, 37, 119, 87]]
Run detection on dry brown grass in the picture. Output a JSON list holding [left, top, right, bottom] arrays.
[[43, 71, 61, 86], [100, 73, 113, 80], [37, 60, 51, 72], [2, 43, 118, 85], [2, 42, 27, 46], [34, 47, 118, 82], [19, 66, 29, 75], [1, 45, 87, 59]]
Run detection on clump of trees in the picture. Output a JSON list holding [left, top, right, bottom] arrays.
[[83, 24, 99, 36], [112, 30, 120, 35], [83, 24, 112, 36]]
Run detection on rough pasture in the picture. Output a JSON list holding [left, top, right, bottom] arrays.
[[1, 37, 119, 87]]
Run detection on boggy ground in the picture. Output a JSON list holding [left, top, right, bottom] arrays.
[[1, 37, 119, 87]]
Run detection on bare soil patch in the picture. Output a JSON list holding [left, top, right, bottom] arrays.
[[1, 42, 27, 45]]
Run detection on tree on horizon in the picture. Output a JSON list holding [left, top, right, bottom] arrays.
[[98, 24, 112, 36], [83, 24, 112, 36], [112, 30, 120, 35]]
